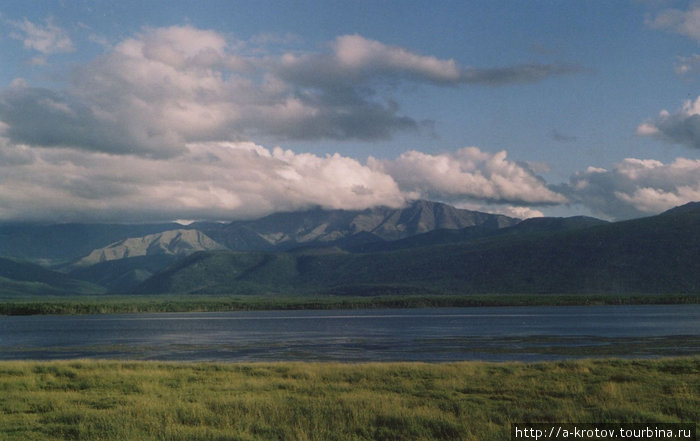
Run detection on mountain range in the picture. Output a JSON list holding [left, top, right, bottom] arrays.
[[0, 200, 698, 297]]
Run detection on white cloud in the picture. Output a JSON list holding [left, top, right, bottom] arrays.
[[6, 24, 696, 224], [0, 26, 583, 158], [0, 141, 406, 222], [489, 205, 545, 219], [278, 34, 581, 87], [564, 157, 700, 219], [646, 2, 700, 42], [331, 34, 461, 83], [615, 186, 700, 214], [0, 139, 572, 222], [507, 206, 544, 219], [369, 147, 567, 205], [8, 18, 74, 55], [637, 96, 700, 149], [636, 122, 660, 136], [1, 131, 696, 222]]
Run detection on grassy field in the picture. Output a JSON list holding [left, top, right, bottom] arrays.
[[1, 293, 698, 315], [0, 358, 697, 441]]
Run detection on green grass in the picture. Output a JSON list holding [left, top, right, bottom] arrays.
[[0, 358, 697, 441], [1, 293, 698, 315]]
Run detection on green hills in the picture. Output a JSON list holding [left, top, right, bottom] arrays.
[[135, 202, 700, 296], [1, 200, 698, 297], [0, 257, 104, 297]]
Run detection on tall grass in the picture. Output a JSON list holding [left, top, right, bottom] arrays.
[[0, 358, 697, 440]]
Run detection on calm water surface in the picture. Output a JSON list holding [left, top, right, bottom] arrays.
[[1, 305, 698, 361]]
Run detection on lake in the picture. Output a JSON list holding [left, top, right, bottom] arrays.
[[1, 305, 698, 362]]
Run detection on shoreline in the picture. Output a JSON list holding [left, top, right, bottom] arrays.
[[1, 293, 698, 315]]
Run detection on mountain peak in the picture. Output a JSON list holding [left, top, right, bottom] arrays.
[[211, 200, 520, 248], [72, 229, 226, 267]]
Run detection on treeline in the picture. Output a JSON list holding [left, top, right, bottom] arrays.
[[0, 293, 697, 315]]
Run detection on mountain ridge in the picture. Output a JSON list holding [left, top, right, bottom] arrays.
[[0, 200, 518, 264], [1, 200, 698, 297], [72, 229, 227, 268], [197, 200, 520, 251], [133, 201, 700, 296]]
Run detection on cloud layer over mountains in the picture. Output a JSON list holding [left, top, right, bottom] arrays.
[[0, 140, 562, 222], [1, 24, 699, 222]]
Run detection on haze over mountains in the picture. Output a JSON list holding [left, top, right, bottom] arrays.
[[0, 200, 698, 297]]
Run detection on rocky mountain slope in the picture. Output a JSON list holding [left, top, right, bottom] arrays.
[[0, 201, 518, 265], [72, 229, 226, 267], [134, 202, 700, 296], [196, 200, 519, 250]]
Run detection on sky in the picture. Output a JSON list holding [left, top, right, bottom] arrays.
[[0, 0, 699, 223]]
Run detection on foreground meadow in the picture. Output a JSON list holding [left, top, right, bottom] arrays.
[[0, 358, 697, 441]]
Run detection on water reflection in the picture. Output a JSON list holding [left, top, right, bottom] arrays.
[[1, 305, 698, 361]]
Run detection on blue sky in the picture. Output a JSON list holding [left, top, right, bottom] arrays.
[[0, 1, 699, 222]]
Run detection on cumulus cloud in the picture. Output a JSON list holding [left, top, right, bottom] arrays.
[[8, 17, 74, 55], [562, 157, 700, 219], [636, 96, 700, 149], [277, 34, 582, 87], [369, 147, 567, 205], [0, 26, 582, 158], [328, 34, 463, 83], [0, 132, 696, 222], [0, 139, 573, 222], [646, 1, 700, 42], [9, 24, 695, 224], [0, 141, 406, 222]]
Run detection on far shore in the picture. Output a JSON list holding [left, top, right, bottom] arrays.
[[0, 293, 697, 316]]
